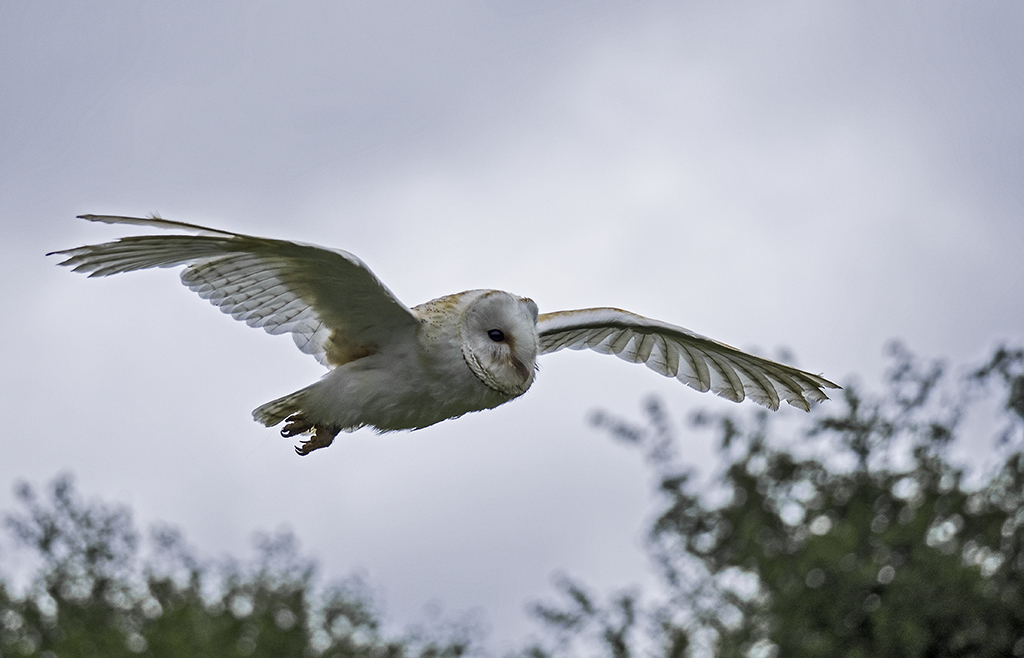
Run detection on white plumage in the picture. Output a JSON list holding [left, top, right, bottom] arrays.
[[50, 214, 839, 455]]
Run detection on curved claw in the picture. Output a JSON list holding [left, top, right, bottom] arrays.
[[293, 425, 340, 456], [281, 413, 314, 438]]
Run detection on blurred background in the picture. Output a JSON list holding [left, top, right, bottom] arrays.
[[1, 1, 1022, 655]]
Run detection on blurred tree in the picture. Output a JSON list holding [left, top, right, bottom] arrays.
[[526, 343, 1024, 658], [0, 475, 478, 657]]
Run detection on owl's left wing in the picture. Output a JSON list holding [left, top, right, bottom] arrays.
[[49, 214, 420, 368], [537, 308, 839, 411]]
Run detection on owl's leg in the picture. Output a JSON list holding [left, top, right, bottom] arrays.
[[294, 424, 340, 456]]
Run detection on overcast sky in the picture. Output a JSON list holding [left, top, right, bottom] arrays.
[[2, 1, 1022, 651]]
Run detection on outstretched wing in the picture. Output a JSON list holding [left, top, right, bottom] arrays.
[[537, 308, 839, 411], [49, 214, 420, 367]]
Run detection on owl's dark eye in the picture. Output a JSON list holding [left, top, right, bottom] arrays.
[[487, 329, 506, 342]]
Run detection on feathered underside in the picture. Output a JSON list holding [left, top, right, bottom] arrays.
[[537, 308, 839, 411]]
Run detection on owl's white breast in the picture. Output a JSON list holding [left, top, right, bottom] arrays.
[[297, 290, 520, 432]]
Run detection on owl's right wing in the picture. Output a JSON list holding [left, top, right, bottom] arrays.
[[49, 214, 420, 367], [537, 307, 839, 411]]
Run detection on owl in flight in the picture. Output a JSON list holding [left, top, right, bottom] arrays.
[[51, 214, 839, 455]]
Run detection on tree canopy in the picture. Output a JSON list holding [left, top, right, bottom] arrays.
[[0, 476, 476, 658]]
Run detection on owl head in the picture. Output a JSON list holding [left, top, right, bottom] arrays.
[[460, 290, 539, 397]]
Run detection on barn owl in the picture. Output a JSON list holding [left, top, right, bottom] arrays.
[[50, 214, 839, 455]]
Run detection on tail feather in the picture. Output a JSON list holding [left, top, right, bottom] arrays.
[[253, 389, 308, 427]]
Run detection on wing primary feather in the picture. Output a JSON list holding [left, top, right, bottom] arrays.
[[557, 329, 589, 350], [634, 333, 656, 363], [608, 329, 634, 356], [729, 358, 782, 410], [677, 343, 712, 392], [592, 330, 625, 356], [649, 334, 679, 377], [615, 333, 642, 363], [583, 327, 617, 348], [698, 348, 745, 402], [266, 307, 317, 335], [250, 298, 306, 329], [762, 369, 812, 411], [77, 214, 240, 236]]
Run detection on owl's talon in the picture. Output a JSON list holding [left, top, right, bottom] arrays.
[[292, 425, 340, 456], [281, 413, 314, 438]]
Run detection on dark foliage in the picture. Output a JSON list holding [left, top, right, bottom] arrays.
[[0, 476, 478, 658]]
